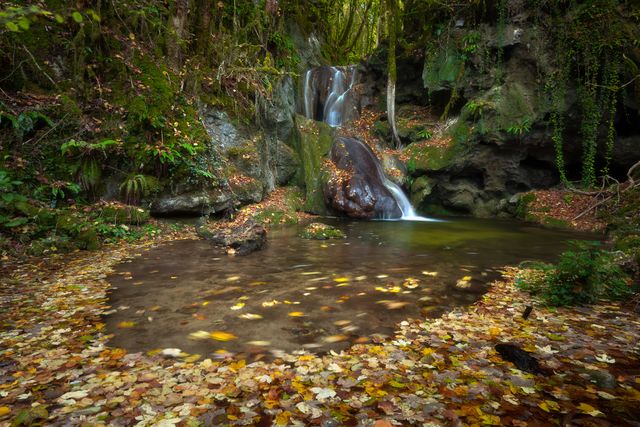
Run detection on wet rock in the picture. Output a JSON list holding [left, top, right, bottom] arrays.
[[323, 137, 402, 219], [586, 369, 617, 389], [197, 219, 267, 256], [299, 222, 345, 240], [495, 343, 546, 375]]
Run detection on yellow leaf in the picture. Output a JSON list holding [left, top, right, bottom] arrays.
[[577, 403, 604, 417], [230, 302, 245, 310], [189, 330, 212, 340], [489, 327, 502, 336], [288, 311, 305, 317], [275, 411, 292, 425], [334, 277, 349, 283], [116, 321, 136, 328], [0, 407, 10, 416], [183, 354, 201, 363], [209, 331, 237, 341], [323, 334, 348, 343]]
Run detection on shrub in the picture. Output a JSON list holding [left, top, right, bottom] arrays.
[[516, 241, 634, 306]]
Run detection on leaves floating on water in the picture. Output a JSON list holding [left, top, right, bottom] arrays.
[[246, 340, 271, 346], [323, 334, 348, 343], [422, 271, 438, 276], [402, 278, 420, 289], [288, 311, 305, 317], [209, 331, 238, 341], [116, 321, 136, 328], [230, 302, 245, 310], [334, 277, 349, 283], [188, 330, 211, 340], [239, 313, 263, 320]]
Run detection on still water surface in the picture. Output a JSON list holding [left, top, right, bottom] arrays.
[[105, 218, 597, 360]]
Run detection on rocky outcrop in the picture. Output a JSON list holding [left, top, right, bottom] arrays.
[[323, 137, 402, 219]]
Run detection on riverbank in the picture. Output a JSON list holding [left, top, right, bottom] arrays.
[[1, 218, 639, 425]]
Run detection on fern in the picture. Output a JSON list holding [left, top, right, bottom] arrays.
[[119, 174, 157, 205]]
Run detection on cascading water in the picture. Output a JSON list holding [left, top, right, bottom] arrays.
[[303, 66, 436, 221], [303, 66, 358, 127], [355, 138, 436, 221]]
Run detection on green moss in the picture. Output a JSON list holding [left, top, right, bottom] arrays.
[[405, 143, 457, 174], [292, 115, 335, 214], [410, 176, 434, 207], [422, 47, 463, 93], [515, 193, 536, 220], [99, 205, 151, 225], [299, 222, 345, 240], [540, 216, 571, 229]]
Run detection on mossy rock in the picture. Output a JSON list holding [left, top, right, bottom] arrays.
[[299, 222, 345, 240], [77, 227, 100, 250], [410, 176, 435, 207], [422, 47, 463, 93], [99, 205, 150, 225], [28, 236, 78, 256], [292, 115, 335, 214], [405, 143, 456, 174], [229, 176, 264, 205]]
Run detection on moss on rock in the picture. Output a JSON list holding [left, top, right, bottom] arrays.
[[99, 205, 151, 225], [299, 222, 345, 240], [291, 115, 335, 214]]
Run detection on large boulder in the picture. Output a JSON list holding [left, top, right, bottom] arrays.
[[150, 188, 231, 216], [323, 137, 402, 219]]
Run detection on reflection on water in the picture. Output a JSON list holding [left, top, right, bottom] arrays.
[[105, 217, 598, 360]]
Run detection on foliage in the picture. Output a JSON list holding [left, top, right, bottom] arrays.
[[506, 117, 531, 136], [545, 0, 637, 188], [119, 174, 158, 205], [515, 193, 536, 220], [516, 241, 634, 306]]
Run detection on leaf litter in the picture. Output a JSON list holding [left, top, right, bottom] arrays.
[[0, 233, 639, 425]]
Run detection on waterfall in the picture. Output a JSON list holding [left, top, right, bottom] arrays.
[[350, 139, 436, 221], [302, 66, 357, 127]]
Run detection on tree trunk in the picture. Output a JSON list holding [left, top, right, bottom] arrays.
[[386, 0, 400, 148], [166, 0, 193, 68]]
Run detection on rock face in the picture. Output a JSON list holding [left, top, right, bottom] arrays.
[[323, 137, 402, 219]]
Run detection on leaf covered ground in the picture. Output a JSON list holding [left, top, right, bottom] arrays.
[[1, 229, 640, 426]]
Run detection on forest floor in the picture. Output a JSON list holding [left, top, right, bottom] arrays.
[[1, 194, 640, 426]]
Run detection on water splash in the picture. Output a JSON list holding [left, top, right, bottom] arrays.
[[349, 138, 438, 221]]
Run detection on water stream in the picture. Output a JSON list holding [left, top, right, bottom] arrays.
[[105, 218, 597, 360]]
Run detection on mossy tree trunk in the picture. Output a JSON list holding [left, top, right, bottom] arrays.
[[166, 0, 194, 68], [386, 0, 400, 148]]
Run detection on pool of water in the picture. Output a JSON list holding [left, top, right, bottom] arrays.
[[104, 217, 598, 360]]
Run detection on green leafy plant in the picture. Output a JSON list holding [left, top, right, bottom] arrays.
[[119, 174, 158, 205], [516, 241, 634, 306], [33, 181, 81, 207], [416, 128, 433, 140], [0, 169, 28, 228], [506, 117, 531, 136], [60, 139, 119, 192]]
